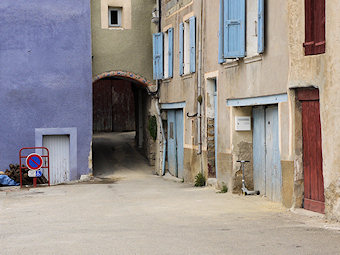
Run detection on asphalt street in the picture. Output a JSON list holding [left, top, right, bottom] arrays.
[[1, 132, 340, 255]]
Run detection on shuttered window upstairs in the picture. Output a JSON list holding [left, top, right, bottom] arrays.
[[168, 28, 174, 78], [189, 16, 196, 73], [179, 16, 196, 75], [163, 28, 174, 79], [257, 0, 265, 53], [304, 0, 325, 55], [153, 33, 163, 80], [219, 0, 264, 62], [224, 0, 246, 58], [179, 23, 184, 75]]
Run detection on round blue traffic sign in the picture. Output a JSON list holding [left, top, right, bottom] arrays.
[[26, 153, 43, 170]]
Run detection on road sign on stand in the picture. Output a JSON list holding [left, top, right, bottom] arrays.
[[19, 147, 50, 188], [26, 153, 43, 170]]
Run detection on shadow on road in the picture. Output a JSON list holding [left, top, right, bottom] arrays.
[[92, 132, 152, 178]]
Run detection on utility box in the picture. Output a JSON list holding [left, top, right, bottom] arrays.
[[235, 116, 251, 131]]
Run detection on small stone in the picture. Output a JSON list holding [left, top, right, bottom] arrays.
[[207, 178, 218, 188], [80, 175, 91, 182]]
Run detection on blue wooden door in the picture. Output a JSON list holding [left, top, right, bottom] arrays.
[[252, 106, 266, 195], [214, 91, 218, 178], [175, 110, 184, 179], [167, 110, 177, 176], [265, 106, 282, 202], [253, 106, 282, 201]]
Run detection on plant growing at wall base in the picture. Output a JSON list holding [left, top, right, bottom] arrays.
[[218, 184, 228, 193], [194, 172, 206, 187], [148, 115, 157, 141]]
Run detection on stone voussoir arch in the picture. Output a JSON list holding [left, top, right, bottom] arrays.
[[93, 70, 157, 93]]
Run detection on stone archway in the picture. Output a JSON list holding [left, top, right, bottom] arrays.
[[92, 70, 156, 176], [93, 70, 156, 93]]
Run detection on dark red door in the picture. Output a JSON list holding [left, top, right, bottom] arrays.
[[297, 89, 325, 213]]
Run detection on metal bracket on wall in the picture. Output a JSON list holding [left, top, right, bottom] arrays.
[[186, 112, 198, 118]]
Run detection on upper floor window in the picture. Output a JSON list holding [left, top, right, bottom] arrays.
[[152, 28, 174, 80], [179, 16, 196, 75], [304, 0, 325, 55], [109, 7, 122, 27], [101, 0, 131, 30], [218, 0, 264, 63], [164, 28, 174, 79]]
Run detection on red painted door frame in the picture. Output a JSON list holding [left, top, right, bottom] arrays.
[[297, 88, 325, 214]]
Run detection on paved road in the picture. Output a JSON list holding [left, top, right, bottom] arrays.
[[1, 132, 340, 254]]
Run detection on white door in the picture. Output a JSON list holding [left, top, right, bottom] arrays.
[[43, 135, 70, 184]]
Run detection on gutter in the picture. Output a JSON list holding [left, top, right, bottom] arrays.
[[197, 0, 203, 156]]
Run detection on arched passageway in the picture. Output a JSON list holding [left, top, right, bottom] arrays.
[[92, 71, 154, 177]]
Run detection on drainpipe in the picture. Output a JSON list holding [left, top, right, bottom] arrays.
[[158, 0, 161, 31], [197, 0, 203, 156]]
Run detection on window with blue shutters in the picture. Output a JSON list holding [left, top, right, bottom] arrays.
[[189, 16, 196, 73], [168, 28, 174, 78], [153, 33, 163, 80], [179, 23, 184, 75], [218, 0, 264, 63], [163, 28, 174, 79], [180, 17, 196, 75], [257, 0, 264, 53], [224, 0, 245, 58]]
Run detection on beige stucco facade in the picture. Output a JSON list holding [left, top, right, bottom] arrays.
[[156, 0, 340, 220], [287, 0, 340, 220], [91, 0, 156, 81], [91, 0, 158, 167], [157, 0, 291, 190]]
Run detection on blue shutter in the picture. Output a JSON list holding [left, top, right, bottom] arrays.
[[223, 0, 246, 58], [152, 33, 163, 80], [218, 0, 225, 63], [258, 0, 264, 53], [179, 23, 184, 76], [189, 16, 196, 73], [168, 28, 174, 78]]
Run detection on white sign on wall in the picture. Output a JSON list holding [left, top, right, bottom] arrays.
[[235, 116, 251, 131]]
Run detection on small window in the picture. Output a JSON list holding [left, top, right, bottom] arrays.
[[109, 8, 122, 27]]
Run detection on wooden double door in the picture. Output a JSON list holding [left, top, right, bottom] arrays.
[[253, 105, 282, 202], [167, 109, 184, 178], [297, 89, 325, 214]]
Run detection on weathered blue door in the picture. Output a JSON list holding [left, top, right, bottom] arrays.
[[214, 90, 218, 178], [253, 106, 266, 195], [265, 106, 282, 202], [167, 109, 184, 178], [175, 110, 184, 179], [253, 106, 282, 202], [167, 110, 177, 176]]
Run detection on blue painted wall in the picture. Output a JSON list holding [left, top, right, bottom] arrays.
[[0, 1, 92, 178]]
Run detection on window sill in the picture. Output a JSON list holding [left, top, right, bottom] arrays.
[[244, 54, 263, 64], [162, 77, 172, 83], [222, 59, 239, 69], [106, 27, 124, 30], [181, 73, 194, 80]]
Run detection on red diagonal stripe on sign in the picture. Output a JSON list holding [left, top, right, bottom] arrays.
[[31, 157, 39, 166]]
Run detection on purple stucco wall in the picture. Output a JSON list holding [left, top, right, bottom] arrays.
[[0, 1, 92, 178]]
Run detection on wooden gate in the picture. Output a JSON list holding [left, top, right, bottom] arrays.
[[297, 88, 325, 213]]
